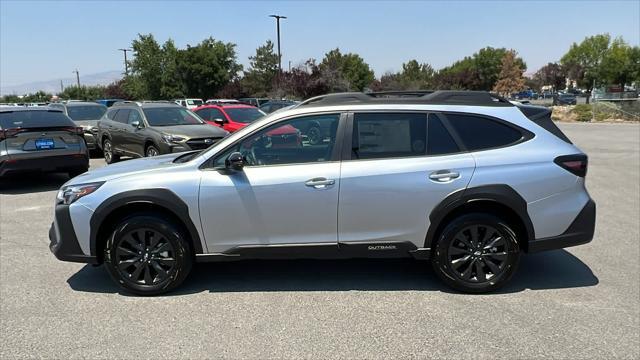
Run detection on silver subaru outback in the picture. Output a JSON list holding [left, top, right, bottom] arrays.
[[49, 91, 595, 295]]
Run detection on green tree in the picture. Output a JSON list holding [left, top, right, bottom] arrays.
[[176, 37, 242, 99], [600, 37, 636, 89], [160, 39, 183, 99], [534, 62, 566, 91], [242, 40, 279, 96], [319, 48, 374, 91], [561, 34, 611, 102], [128, 34, 163, 99], [398, 60, 435, 89], [492, 50, 526, 97]]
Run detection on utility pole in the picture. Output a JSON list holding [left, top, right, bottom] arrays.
[[60, 80, 64, 93], [118, 48, 132, 75], [269, 14, 287, 74], [73, 69, 80, 88]]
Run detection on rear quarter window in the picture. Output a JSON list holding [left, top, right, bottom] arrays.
[[445, 113, 524, 151]]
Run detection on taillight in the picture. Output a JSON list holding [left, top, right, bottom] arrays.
[[62, 127, 84, 135], [0, 128, 25, 140], [554, 154, 588, 177]]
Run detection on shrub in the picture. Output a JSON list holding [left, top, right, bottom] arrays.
[[572, 104, 592, 122]]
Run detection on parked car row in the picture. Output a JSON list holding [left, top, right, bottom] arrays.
[[173, 97, 300, 114]]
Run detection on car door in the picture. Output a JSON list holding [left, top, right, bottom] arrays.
[[110, 109, 130, 153], [122, 109, 145, 156], [338, 112, 476, 249], [199, 113, 344, 253]]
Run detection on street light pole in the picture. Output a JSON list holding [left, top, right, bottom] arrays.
[[73, 69, 80, 88], [269, 14, 287, 74], [118, 48, 132, 75]]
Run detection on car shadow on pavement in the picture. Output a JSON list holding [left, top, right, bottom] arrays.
[[66, 249, 598, 296], [0, 172, 69, 194]]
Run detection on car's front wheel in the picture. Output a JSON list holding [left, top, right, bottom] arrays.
[[431, 213, 520, 293], [146, 145, 160, 157], [103, 139, 120, 164], [104, 214, 193, 295]]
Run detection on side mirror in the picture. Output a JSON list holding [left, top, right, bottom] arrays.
[[131, 120, 141, 129], [225, 152, 244, 171], [213, 118, 225, 126]]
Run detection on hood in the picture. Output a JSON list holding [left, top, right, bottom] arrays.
[[66, 152, 187, 185], [157, 124, 228, 138]]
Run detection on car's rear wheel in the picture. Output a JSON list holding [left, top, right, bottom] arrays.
[[146, 145, 159, 157], [431, 213, 520, 293], [103, 139, 120, 164], [104, 214, 193, 295]]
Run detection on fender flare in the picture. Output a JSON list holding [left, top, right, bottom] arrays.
[[89, 188, 204, 257], [425, 184, 535, 249]]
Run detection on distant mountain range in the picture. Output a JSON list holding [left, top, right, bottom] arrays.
[[0, 70, 123, 96]]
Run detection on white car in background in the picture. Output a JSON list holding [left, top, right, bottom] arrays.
[[174, 98, 203, 109]]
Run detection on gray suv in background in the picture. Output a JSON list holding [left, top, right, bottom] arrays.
[[97, 101, 228, 163], [49, 101, 107, 151], [0, 107, 89, 178]]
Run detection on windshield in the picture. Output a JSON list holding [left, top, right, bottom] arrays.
[[225, 107, 265, 124], [186, 99, 203, 106], [0, 110, 75, 129], [142, 107, 205, 126], [66, 105, 107, 120]]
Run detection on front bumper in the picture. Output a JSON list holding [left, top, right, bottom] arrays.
[[83, 132, 98, 150], [49, 204, 97, 263], [528, 199, 596, 252]]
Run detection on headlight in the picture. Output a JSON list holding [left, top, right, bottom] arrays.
[[56, 182, 104, 205], [162, 134, 185, 144]]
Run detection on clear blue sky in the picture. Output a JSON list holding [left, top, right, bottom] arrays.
[[1, 0, 639, 86]]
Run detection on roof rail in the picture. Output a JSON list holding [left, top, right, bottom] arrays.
[[112, 100, 175, 107], [298, 90, 513, 107]]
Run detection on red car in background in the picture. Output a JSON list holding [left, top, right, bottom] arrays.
[[193, 104, 301, 148]]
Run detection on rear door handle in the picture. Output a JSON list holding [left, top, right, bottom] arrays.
[[429, 170, 460, 182], [305, 177, 335, 189]]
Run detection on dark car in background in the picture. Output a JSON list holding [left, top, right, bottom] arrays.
[[238, 97, 271, 107], [97, 101, 228, 163], [0, 107, 89, 178], [553, 93, 577, 105], [95, 99, 125, 107], [259, 100, 298, 114], [49, 101, 107, 152]]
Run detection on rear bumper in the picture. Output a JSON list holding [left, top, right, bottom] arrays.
[[49, 204, 97, 264], [528, 199, 596, 252], [0, 154, 88, 177]]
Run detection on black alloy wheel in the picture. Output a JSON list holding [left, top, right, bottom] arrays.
[[431, 213, 520, 293], [105, 214, 192, 295]]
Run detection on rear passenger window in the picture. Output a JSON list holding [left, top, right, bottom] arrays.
[[352, 113, 427, 160], [446, 113, 523, 151], [428, 114, 460, 155]]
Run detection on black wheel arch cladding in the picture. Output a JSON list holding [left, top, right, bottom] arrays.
[[425, 184, 535, 249], [90, 188, 204, 259]]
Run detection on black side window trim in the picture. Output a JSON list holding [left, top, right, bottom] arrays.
[[438, 111, 534, 152]]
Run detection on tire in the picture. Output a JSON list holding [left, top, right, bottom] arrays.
[[431, 213, 520, 293], [68, 167, 88, 179], [146, 145, 160, 157], [306, 125, 322, 145], [104, 214, 193, 296], [103, 139, 120, 164]]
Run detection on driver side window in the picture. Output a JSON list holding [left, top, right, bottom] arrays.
[[215, 114, 340, 167]]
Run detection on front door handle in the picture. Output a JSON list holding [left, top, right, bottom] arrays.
[[429, 170, 460, 182], [305, 177, 335, 189]]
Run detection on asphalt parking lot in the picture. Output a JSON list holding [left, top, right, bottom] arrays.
[[0, 122, 638, 359]]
